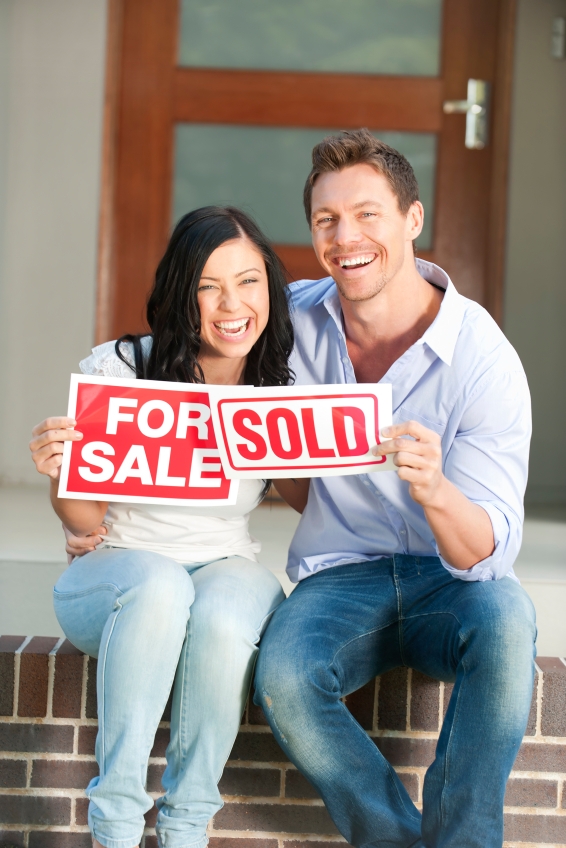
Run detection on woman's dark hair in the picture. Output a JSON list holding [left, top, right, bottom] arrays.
[[116, 205, 294, 387]]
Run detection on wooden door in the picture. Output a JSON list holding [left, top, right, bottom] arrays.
[[96, 0, 516, 343]]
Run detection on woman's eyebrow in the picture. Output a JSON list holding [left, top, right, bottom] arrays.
[[236, 267, 261, 276]]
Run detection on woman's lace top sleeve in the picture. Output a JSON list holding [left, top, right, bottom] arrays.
[[79, 340, 137, 378]]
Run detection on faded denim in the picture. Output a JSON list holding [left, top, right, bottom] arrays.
[[54, 548, 284, 848], [255, 555, 536, 848]]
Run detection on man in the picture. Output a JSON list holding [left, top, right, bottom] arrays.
[[254, 129, 535, 848]]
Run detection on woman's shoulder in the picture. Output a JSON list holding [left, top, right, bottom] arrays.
[[79, 337, 152, 378]]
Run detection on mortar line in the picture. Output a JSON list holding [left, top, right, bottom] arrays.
[[406, 668, 412, 731]]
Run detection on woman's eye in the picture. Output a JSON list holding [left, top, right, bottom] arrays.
[[241, 277, 258, 284]]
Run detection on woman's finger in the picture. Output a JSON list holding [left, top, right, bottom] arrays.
[[31, 417, 76, 438]]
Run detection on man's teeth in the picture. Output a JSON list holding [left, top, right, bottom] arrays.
[[214, 319, 250, 336], [338, 255, 374, 268]]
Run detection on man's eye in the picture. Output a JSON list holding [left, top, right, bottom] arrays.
[[317, 217, 333, 225], [361, 212, 375, 218]]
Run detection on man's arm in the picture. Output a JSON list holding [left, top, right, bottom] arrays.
[[374, 421, 494, 569]]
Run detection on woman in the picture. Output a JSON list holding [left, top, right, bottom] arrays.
[[29, 206, 307, 848]]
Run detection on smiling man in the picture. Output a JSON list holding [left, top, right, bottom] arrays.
[[254, 130, 536, 848]]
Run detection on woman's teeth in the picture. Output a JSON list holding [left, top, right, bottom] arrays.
[[338, 255, 375, 268], [214, 318, 250, 337]]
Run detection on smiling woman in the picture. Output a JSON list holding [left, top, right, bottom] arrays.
[[28, 205, 306, 848]]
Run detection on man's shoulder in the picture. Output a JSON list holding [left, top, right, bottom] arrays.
[[288, 276, 336, 312], [455, 293, 524, 377]]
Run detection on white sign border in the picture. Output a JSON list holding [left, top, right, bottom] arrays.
[[207, 383, 395, 480], [58, 374, 240, 506]]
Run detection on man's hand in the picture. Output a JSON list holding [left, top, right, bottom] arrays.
[[63, 523, 107, 561], [373, 421, 443, 507]]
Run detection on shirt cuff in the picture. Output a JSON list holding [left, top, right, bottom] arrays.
[[436, 500, 515, 582]]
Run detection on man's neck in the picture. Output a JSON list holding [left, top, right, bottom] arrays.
[[342, 260, 443, 384]]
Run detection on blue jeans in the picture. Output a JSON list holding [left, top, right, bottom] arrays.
[[254, 556, 536, 848], [53, 548, 284, 848]]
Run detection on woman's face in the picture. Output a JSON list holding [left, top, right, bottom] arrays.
[[197, 237, 270, 367]]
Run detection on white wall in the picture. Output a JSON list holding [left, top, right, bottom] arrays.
[[504, 0, 566, 504], [0, 0, 106, 484]]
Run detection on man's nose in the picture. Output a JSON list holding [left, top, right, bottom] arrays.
[[333, 216, 363, 245]]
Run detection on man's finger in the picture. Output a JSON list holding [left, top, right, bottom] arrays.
[[372, 438, 427, 457], [393, 451, 427, 470], [380, 420, 433, 442], [30, 428, 83, 452]]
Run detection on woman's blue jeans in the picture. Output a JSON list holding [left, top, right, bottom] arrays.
[[53, 548, 284, 848], [254, 556, 536, 848]]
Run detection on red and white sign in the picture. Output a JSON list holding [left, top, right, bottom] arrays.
[[58, 375, 238, 505], [209, 384, 393, 479]]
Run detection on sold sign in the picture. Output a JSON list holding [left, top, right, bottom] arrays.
[[210, 384, 393, 479], [58, 375, 238, 505]]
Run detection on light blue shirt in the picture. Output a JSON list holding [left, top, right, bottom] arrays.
[[286, 259, 531, 584]]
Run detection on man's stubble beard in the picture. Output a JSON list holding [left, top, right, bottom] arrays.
[[335, 269, 389, 303]]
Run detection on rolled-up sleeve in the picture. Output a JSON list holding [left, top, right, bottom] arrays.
[[438, 367, 531, 581]]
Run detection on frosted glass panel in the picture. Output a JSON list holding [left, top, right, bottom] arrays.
[[174, 126, 436, 249], [179, 0, 441, 76]]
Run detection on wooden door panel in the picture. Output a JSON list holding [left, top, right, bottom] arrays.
[[97, 0, 516, 342], [173, 69, 443, 132]]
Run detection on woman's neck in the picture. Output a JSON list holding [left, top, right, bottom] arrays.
[[198, 355, 247, 386]]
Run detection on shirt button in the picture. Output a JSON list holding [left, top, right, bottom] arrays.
[[400, 529, 407, 535], [341, 356, 349, 364]]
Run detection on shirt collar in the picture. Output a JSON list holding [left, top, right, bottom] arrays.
[[322, 259, 466, 368]]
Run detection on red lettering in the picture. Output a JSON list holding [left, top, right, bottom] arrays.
[[232, 409, 267, 460], [301, 408, 336, 458], [332, 406, 369, 457], [266, 408, 303, 459]]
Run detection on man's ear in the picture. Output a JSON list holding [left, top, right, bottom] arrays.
[[406, 201, 424, 242]]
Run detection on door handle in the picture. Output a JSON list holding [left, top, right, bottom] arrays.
[[443, 79, 490, 150]]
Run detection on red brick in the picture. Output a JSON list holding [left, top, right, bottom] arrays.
[[229, 732, 289, 763], [145, 804, 157, 827], [525, 673, 539, 736], [150, 727, 170, 758], [219, 767, 281, 798], [247, 699, 269, 726], [504, 812, 566, 841], [285, 769, 320, 800], [345, 680, 375, 731], [0, 830, 25, 848], [75, 796, 89, 826], [18, 637, 58, 717], [144, 837, 158, 848], [378, 668, 408, 731], [214, 802, 339, 835], [147, 762, 165, 792], [85, 657, 98, 719], [513, 742, 566, 772], [210, 840, 278, 848], [52, 641, 84, 718], [397, 771, 419, 802], [28, 834, 92, 848], [504, 777, 558, 807], [31, 758, 98, 788], [410, 671, 440, 732], [0, 637, 26, 716], [0, 759, 27, 788], [375, 737, 437, 767], [0, 794, 70, 825], [0, 723, 74, 753], [442, 682, 454, 718], [538, 657, 566, 737], [78, 725, 97, 756]]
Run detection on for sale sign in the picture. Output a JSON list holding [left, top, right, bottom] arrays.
[[210, 384, 394, 479], [58, 375, 238, 505]]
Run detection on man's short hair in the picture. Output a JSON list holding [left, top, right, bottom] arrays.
[[303, 128, 420, 226]]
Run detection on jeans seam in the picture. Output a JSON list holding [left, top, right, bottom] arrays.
[[330, 620, 399, 669], [438, 633, 467, 831], [97, 598, 124, 775]]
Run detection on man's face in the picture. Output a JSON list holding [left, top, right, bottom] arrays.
[[310, 163, 423, 302]]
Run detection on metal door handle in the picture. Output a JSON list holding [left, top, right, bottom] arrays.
[[443, 79, 490, 150]]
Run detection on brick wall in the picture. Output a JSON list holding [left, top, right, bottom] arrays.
[[1, 636, 566, 847]]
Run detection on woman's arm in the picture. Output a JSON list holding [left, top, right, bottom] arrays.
[[30, 417, 108, 535], [272, 479, 310, 514]]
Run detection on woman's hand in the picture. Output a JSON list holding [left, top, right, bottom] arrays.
[[29, 417, 83, 480], [64, 524, 107, 559]]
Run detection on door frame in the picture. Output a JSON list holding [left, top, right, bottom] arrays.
[[95, 0, 517, 343]]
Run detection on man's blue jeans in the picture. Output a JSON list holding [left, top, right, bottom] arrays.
[[53, 548, 284, 848], [254, 556, 536, 848]]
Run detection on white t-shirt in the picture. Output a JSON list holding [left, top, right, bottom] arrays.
[[79, 340, 264, 564]]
